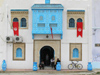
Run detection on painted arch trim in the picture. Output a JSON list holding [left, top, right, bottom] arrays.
[[13, 43, 25, 60], [70, 43, 82, 61]]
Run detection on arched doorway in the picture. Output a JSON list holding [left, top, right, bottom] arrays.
[[40, 46, 54, 66]]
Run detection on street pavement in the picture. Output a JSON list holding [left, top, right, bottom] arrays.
[[0, 72, 96, 75], [0, 69, 100, 75]]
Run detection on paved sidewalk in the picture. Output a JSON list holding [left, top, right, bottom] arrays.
[[0, 69, 97, 75], [0, 72, 96, 75]]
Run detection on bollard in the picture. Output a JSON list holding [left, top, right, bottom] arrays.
[[87, 62, 92, 71], [33, 62, 38, 71], [56, 62, 61, 71], [2, 60, 7, 71]]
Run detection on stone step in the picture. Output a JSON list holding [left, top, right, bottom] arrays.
[[44, 66, 54, 70]]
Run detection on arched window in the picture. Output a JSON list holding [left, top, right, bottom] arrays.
[[69, 18, 75, 27], [16, 48, 22, 58], [77, 18, 82, 22], [40, 16, 43, 21], [13, 18, 18, 22], [52, 16, 55, 21], [73, 48, 79, 58], [21, 18, 26, 27]]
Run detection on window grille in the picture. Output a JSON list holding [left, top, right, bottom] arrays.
[[69, 18, 75, 27], [77, 18, 82, 22], [13, 18, 18, 22], [38, 23, 45, 27], [21, 18, 26, 27], [49, 23, 57, 27]]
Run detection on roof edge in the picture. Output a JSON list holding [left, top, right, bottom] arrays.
[[11, 9, 28, 11], [67, 10, 85, 12]]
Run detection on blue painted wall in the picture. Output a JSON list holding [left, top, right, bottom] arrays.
[[32, 9, 63, 39]]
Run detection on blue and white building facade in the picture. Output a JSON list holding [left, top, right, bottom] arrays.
[[0, 0, 92, 70]]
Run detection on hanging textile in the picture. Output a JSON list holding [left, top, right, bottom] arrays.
[[77, 22, 83, 37], [50, 27, 53, 39], [13, 22, 19, 36]]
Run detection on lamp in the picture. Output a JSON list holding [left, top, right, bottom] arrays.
[[46, 34, 49, 38]]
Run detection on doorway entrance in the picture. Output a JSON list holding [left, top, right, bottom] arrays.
[[40, 46, 54, 66]]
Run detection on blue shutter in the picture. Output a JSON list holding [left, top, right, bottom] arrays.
[[73, 48, 79, 58], [16, 48, 22, 57]]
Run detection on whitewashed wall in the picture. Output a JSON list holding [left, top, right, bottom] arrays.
[[92, 0, 100, 57], [60, 0, 92, 69], [0, 0, 34, 69], [92, 0, 100, 69], [0, 0, 92, 69], [0, 0, 7, 70]]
